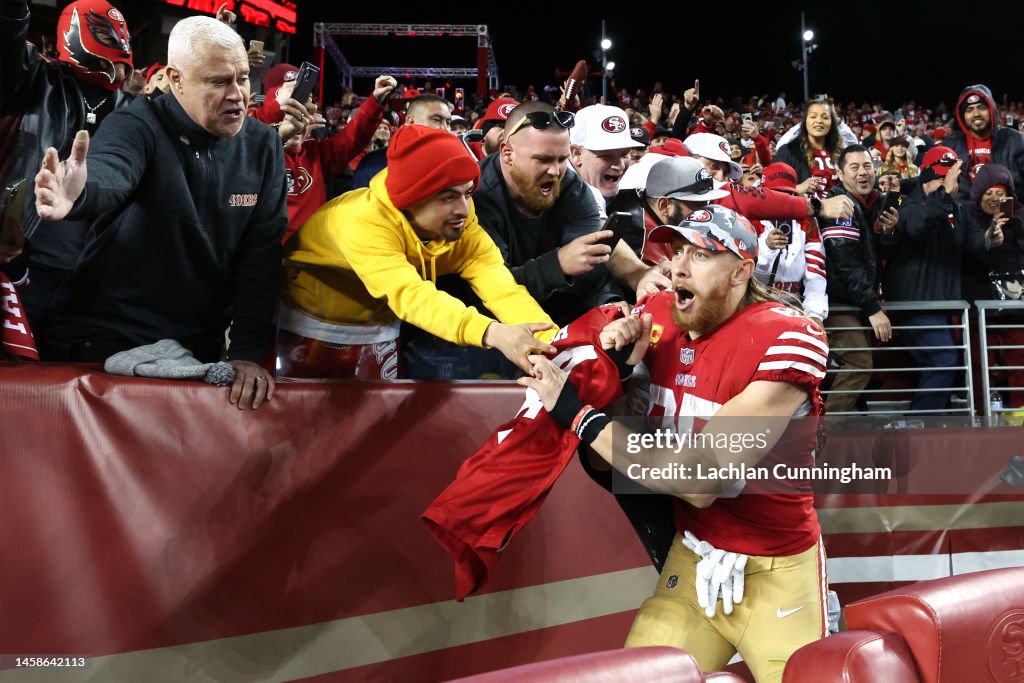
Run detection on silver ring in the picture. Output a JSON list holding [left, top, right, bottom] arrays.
[[255, 376, 265, 382]]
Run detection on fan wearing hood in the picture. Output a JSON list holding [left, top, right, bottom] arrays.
[[946, 84, 1024, 198], [282, 125, 556, 379], [962, 163, 1024, 408]]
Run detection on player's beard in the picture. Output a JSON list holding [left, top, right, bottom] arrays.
[[670, 279, 730, 337], [510, 165, 561, 212]]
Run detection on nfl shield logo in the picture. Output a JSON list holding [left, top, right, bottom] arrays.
[[680, 348, 695, 365], [666, 575, 679, 589]]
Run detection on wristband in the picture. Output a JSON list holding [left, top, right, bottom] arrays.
[[574, 407, 610, 445], [549, 379, 586, 430], [604, 344, 635, 380]]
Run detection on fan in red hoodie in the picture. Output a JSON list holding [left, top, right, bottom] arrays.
[[249, 71, 396, 243]]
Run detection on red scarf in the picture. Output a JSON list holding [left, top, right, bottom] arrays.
[[1, 272, 38, 360]]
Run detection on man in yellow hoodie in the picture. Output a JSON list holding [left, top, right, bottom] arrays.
[[280, 124, 557, 379]]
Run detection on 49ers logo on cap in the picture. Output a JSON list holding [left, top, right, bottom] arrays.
[[696, 168, 712, 181], [602, 116, 627, 133], [108, 7, 123, 21], [719, 141, 730, 155], [967, 94, 981, 104], [688, 209, 713, 222], [630, 127, 643, 137], [497, 103, 516, 118]]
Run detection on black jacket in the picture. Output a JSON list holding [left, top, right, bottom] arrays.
[[881, 185, 984, 302], [0, 1, 132, 269], [962, 163, 1024, 302], [772, 138, 813, 183], [471, 153, 603, 324], [48, 94, 286, 362], [820, 185, 885, 316], [946, 84, 1024, 199]]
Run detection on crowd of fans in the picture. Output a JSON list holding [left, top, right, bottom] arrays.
[[2, 0, 1022, 415]]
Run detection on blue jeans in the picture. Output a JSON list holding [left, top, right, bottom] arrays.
[[901, 314, 958, 412]]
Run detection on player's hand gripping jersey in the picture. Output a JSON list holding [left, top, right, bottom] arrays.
[[422, 304, 627, 600], [634, 290, 827, 557]]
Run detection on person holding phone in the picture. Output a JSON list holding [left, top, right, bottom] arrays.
[[963, 163, 1024, 409], [880, 146, 987, 413], [270, 72, 397, 242]]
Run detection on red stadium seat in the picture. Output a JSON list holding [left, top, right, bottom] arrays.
[[844, 567, 1024, 683], [780, 568, 1024, 681], [783, 630, 919, 682]]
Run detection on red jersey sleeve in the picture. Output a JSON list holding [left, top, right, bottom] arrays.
[[749, 310, 829, 394]]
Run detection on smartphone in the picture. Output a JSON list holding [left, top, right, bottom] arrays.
[[741, 113, 753, 124], [598, 211, 632, 249], [1000, 196, 1016, 216], [248, 39, 264, 54], [771, 220, 792, 246], [879, 190, 901, 216], [290, 61, 320, 105]]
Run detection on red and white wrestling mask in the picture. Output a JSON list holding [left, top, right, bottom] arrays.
[[57, 0, 133, 92]]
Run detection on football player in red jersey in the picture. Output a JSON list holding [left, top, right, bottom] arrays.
[[521, 204, 830, 682]]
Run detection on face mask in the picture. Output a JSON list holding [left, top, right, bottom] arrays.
[[57, 0, 133, 92]]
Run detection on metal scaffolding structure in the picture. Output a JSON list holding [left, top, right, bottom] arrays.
[[313, 23, 500, 96]]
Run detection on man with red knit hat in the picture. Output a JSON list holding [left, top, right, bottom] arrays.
[[0, 0, 134, 352], [280, 125, 556, 379], [947, 83, 1024, 197]]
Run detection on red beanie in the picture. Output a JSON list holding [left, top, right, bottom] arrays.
[[385, 125, 481, 209]]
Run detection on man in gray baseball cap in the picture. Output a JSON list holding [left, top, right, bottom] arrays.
[[640, 156, 731, 265]]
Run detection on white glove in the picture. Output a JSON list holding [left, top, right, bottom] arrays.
[[683, 531, 748, 618]]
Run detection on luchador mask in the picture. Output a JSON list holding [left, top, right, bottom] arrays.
[[57, 0, 133, 92]]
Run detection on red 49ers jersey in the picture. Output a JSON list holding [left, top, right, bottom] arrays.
[[633, 291, 827, 557], [423, 304, 626, 599]]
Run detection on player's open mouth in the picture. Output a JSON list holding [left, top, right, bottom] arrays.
[[675, 287, 695, 310]]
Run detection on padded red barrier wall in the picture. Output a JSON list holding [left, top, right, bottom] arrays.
[[0, 364, 1021, 681]]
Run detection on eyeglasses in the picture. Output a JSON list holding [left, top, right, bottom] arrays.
[[504, 110, 575, 140]]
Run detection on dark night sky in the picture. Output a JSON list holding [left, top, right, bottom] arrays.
[[290, 2, 1024, 110]]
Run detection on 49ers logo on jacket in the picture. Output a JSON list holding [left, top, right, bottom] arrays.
[[285, 166, 314, 196], [601, 116, 627, 133], [497, 103, 516, 119]]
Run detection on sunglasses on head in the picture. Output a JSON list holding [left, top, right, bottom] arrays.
[[504, 110, 575, 140], [664, 175, 715, 197]]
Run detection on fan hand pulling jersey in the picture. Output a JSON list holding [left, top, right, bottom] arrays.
[[422, 304, 626, 600]]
